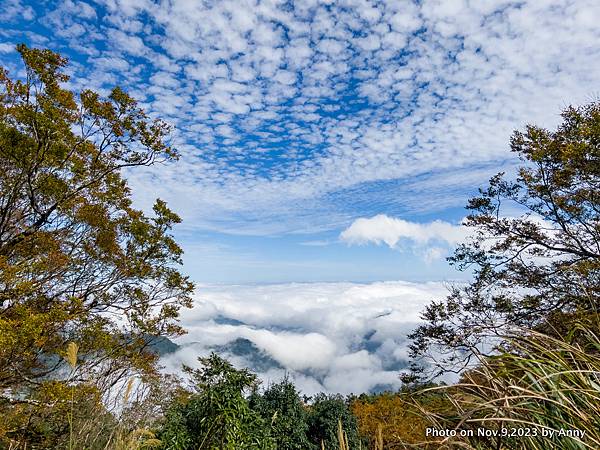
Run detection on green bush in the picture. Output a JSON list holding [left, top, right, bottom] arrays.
[[249, 377, 312, 450], [157, 353, 274, 450], [307, 394, 361, 450]]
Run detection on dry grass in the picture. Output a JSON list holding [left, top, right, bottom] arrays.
[[412, 325, 600, 449]]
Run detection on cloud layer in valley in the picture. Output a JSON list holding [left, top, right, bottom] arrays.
[[160, 280, 451, 395]]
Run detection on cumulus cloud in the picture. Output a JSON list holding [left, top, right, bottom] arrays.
[[340, 214, 470, 261], [160, 280, 451, 395]]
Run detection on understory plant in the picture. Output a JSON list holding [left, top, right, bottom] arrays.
[[415, 326, 600, 449]]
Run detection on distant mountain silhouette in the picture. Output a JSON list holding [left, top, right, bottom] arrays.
[[214, 337, 284, 372], [145, 335, 180, 356]]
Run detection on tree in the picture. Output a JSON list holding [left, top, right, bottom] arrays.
[[306, 394, 361, 450], [351, 390, 452, 449], [1, 381, 115, 449], [409, 102, 600, 374], [249, 377, 312, 450], [157, 353, 273, 450], [0, 45, 193, 443]]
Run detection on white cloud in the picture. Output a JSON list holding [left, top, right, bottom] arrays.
[[422, 246, 447, 263], [160, 280, 451, 395], [0, 0, 35, 21], [340, 214, 470, 250], [242, 329, 336, 371], [0, 43, 15, 54], [5, 0, 600, 236]]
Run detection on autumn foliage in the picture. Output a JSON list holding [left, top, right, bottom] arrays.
[[0, 45, 193, 447], [351, 389, 455, 449]]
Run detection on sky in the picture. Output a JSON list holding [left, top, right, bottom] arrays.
[[2, 0, 600, 392], [3, 0, 599, 283]]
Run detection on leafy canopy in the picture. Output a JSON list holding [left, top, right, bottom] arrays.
[[306, 393, 361, 450], [249, 377, 312, 450], [0, 44, 193, 440], [409, 102, 600, 374], [157, 353, 273, 450]]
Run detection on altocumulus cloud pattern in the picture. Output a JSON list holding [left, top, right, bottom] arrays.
[[1, 0, 599, 235]]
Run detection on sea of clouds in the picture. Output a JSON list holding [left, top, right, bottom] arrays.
[[160, 280, 453, 395]]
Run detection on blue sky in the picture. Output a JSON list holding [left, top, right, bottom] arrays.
[[2, 0, 599, 283]]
